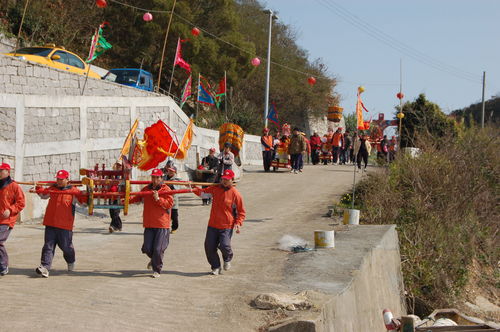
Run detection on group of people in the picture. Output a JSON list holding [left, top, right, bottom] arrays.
[[0, 160, 246, 279], [310, 128, 373, 171], [261, 126, 381, 173]]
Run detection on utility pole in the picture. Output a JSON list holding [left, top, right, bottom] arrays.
[[481, 71, 486, 128], [263, 10, 277, 128]]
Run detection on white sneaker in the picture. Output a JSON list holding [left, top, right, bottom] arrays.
[[36, 265, 49, 278], [210, 268, 221, 275], [67, 262, 75, 272], [0, 266, 8, 276], [223, 261, 231, 271], [151, 272, 160, 278], [147, 260, 152, 270]]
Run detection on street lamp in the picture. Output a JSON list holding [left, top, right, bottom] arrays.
[[263, 9, 278, 128]]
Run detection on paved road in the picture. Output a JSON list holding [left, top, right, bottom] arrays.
[[2, 164, 368, 331]]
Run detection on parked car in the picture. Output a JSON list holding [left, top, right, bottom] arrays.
[[3, 45, 101, 79], [103, 68, 154, 91]]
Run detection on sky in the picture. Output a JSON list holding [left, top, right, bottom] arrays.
[[266, 0, 499, 122]]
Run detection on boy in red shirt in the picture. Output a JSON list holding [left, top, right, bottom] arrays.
[[194, 169, 246, 275], [0, 163, 26, 276], [130, 169, 174, 278], [35, 170, 83, 278]]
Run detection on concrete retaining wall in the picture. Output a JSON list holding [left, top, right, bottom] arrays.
[[271, 225, 406, 331]]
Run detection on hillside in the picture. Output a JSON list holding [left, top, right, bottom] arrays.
[[451, 96, 499, 127]]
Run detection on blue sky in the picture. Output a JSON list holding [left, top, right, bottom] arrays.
[[267, 0, 499, 121]]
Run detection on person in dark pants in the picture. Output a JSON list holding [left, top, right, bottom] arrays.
[[354, 134, 372, 171], [194, 169, 246, 275], [0, 163, 26, 276], [130, 168, 173, 278], [108, 162, 123, 233], [201, 148, 219, 205], [288, 128, 307, 173], [261, 128, 274, 172], [309, 132, 322, 165], [342, 131, 352, 165], [163, 165, 181, 233], [35, 170, 84, 278]]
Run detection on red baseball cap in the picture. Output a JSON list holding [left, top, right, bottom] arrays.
[[56, 169, 69, 179], [151, 169, 163, 177], [221, 169, 235, 180], [209, 147, 216, 152], [0, 163, 11, 170]]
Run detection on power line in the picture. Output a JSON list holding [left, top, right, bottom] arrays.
[[314, 0, 482, 84]]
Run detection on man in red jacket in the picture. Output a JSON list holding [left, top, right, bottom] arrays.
[[0, 163, 26, 276], [194, 169, 246, 275], [130, 168, 174, 278], [35, 170, 83, 278]]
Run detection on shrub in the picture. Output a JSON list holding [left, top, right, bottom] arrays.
[[359, 128, 499, 310]]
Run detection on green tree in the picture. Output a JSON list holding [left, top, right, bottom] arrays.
[[398, 93, 459, 148]]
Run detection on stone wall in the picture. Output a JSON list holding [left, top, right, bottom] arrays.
[[24, 107, 80, 143], [0, 54, 157, 97]]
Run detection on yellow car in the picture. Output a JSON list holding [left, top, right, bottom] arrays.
[[4, 45, 101, 79]]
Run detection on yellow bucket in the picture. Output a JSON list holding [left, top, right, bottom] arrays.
[[314, 230, 335, 248]]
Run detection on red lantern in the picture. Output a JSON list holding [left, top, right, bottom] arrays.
[[96, 0, 107, 8], [396, 92, 404, 99], [143, 12, 153, 22], [251, 57, 261, 67], [191, 27, 200, 36], [308, 77, 316, 86]]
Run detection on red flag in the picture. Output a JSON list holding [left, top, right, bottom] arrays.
[[174, 38, 191, 73]]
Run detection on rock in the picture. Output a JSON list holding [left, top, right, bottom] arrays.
[[253, 292, 312, 311]]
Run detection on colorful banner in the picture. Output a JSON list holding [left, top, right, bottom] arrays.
[[219, 123, 244, 157], [86, 22, 112, 63], [197, 74, 215, 105], [134, 120, 179, 170], [174, 38, 191, 73], [267, 103, 279, 125], [215, 75, 226, 108], [180, 74, 192, 109], [174, 119, 194, 160]]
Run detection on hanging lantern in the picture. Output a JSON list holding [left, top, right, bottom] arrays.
[[307, 77, 316, 86], [396, 92, 404, 99], [396, 112, 405, 119], [251, 57, 261, 66], [96, 0, 107, 8], [143, 12, 153, 22], [191, 27, 200, 36], [358, 86, 365, 94]]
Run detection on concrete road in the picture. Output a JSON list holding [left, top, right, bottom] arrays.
[[2, 164, 367, 331]]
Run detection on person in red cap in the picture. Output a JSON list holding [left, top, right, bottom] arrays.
[[35, 169, 84, 278], [261, 128, 274, 172], [129, 168, 174, 278], [0, 162, 25, 276], [194, 169, 246, 275]]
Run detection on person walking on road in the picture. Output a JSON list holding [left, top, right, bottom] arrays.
[[354, 134, 372, 171], [0, 163, 25, 276], [309, 132, 322, 165], [35, 170, 84, 278], [194, 169, 246, 276], [261, 128, 274, 172], [200, 148, 219, 205], [108, 162, 123, 233], [288, 128, 307, 174], [130, 169, 174, 278], [331, 128, 344, 165]]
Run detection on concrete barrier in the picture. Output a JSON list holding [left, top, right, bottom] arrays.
[[268, 225, 406, 331]]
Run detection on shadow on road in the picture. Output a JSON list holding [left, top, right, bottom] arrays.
[[6, 268, 209, 278]]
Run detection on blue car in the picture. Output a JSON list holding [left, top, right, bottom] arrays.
[[104, 68, 154, 91]]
